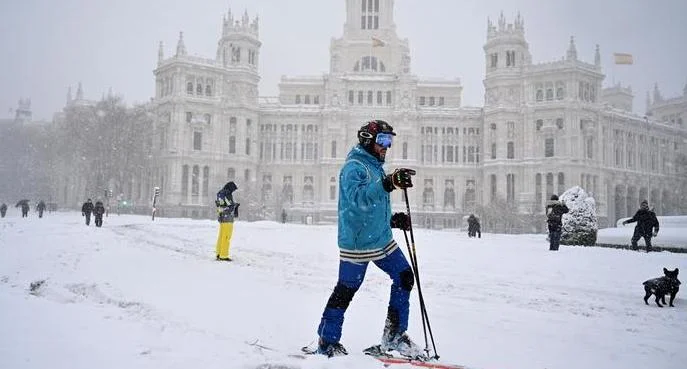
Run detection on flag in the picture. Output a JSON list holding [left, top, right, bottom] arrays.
[[613, 53, 633, 65], [371, 36, 386, 47]]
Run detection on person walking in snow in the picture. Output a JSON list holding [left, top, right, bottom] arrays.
[[93, 200, 105, 227], [622, 200, 659, 252], [467, 214, 481, 238], [546, 194, 569, 251], [310, 120, 422, 358], [215, 181, 239, 261], [36, 200, 46, 218], [0, 202, 7, 218], [82, 199, 94, 226]]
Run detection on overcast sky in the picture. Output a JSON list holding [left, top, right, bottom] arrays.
[[1, 0, 686, 120]]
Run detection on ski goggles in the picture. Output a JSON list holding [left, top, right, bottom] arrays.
[[375, 132, 394, 148]]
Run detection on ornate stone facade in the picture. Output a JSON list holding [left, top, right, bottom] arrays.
[[150, 1, 687, 228]]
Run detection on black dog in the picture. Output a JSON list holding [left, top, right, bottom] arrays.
[[643, 268, 680, 307]]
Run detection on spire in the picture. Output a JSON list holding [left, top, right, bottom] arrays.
[[176, 31, 187, 56], [645, 90, 651, 112], [653, 82, 662, 102], [67, 86, 72, 104], [498, 11, 505, 31], [242, 9, 249, 26], [76, 82, 84, 100], [158, 41, 164, 64], [594, 44, 600, 67], [566, 36, 577, 61]]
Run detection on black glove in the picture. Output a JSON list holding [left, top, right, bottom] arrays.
[[390, 212, 411, 231], [383, 168, 416, 192]]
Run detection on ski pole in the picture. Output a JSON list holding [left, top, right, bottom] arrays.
[[403, 188, 439, 359]]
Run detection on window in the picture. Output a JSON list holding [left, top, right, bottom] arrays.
[[181, 165, 189, 197], [202, 166, 209, 197], [348, 90, 354, 104], [229, 136, 236, 153], [193, 132, 202, 151], [314, 96, 319, 104], [439, 97, 445, 106], [545, 138, 554, 157], [490, 174, 497, 201], [557, 173, 565, 195], [506, 174, 515, 204], [556, 82, 565, 100], [245, 138, 251, 155], [536, 119, 543, 131], [358, 91, 363, 104], [186, 112, 192, 123], [204, 113, 212, 125], [367, 90, 373, 105], [490, 143, 496, 159], [330, 181, 336, 200], [191, 165, 199, 195], [303, 176, 314, 201], [556, 118, 564, 129], [331, 141, 337, 158], [535, 173, 542, 206], [507, 141, 514, 159], [196, 83, 203, 95], [305, 95, 310, 104], [227, 168, 235, 181], [386, 91, 392, 105], [186, 82, 194, 95], [506, 50, 515, 66], [490, 53, 498, 68], [429, 97, 435, 106], [420, 96, 425, 105], [295, 95, 301, 104], [546, 172, 554, 199], [205, 84, 212, 96], [377, 91, 383, 104]]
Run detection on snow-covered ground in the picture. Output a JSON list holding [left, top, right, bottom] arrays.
[[1, 212, 686, 369]]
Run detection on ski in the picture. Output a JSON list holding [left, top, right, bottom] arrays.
[[364, 345, 467, 369]]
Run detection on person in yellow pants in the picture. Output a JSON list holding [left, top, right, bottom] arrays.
[[215, 181, 239, 261]]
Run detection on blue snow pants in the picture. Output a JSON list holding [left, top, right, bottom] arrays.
[[317, 248, 412, 344]]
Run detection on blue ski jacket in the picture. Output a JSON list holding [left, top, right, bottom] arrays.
[[337, 145, 397, 262]]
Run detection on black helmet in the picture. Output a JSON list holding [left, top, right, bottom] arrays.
[[358, 119, 396, 148], [550, 194, 559, 201]]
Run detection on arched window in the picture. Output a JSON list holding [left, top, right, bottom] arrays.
[[202, 166, 210, 197], [191, 165, 200, 195], [196, 83, 203, 95], [187, 82, 194, 95], [181, 165, 189, 196], [205, 84, 212, 96]]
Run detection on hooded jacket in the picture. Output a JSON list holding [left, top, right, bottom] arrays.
[[625, 207, 659, 236], [337, 145, 397, 262], [216, 182, 238, 223]]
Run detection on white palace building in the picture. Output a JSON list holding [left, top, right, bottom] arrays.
[[147, 0, 687, 229]]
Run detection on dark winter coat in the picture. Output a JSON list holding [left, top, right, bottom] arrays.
[[36, 201, 46, 211], [546, 200, 569, 232], [216, 182, 239, 223], [82, 201, 94, 215], [467, 215, 481, 233], [624, 209, 659, 237], [93, 201, 106, 216], [0, 203, 7, 213]]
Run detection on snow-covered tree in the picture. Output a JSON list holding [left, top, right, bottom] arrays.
[[560, 186, 598, 246]]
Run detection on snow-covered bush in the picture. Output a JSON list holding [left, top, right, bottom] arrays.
[[560, 186, 598, 246]]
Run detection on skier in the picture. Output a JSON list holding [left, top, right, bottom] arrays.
[[82, 199, 94, 226], [546, 194, 569, 251], [310, 120, 421, 358], [622, 200, 659, 252], [215, 181, 239, 261], [36, 200, 46, 218], [467, 214, 481, 238], [93, 200, 106, 227], [0, 203, 7, 217]]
